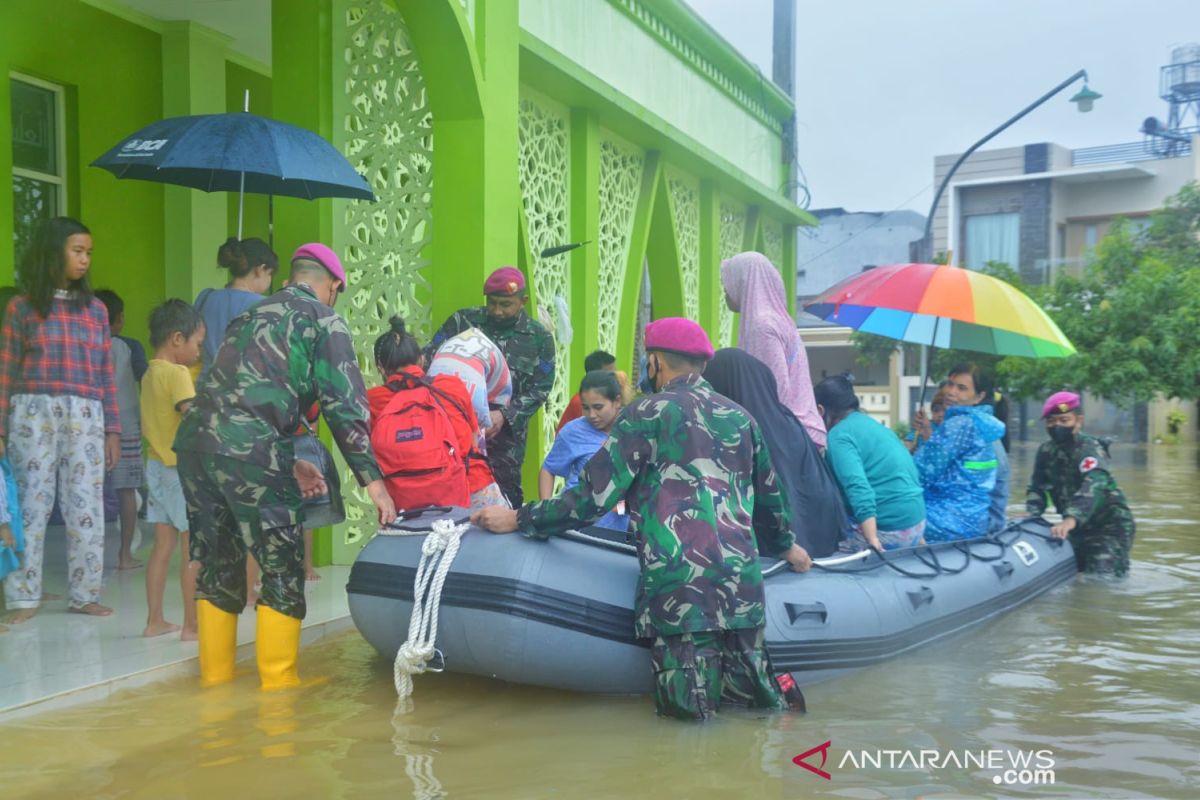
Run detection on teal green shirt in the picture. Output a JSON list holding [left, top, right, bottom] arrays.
[[825, 411, 925, 531]]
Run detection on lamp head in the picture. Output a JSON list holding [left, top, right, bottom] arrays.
[[1069, 85, 1101, 113]]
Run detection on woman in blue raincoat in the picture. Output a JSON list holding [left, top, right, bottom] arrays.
[[911, 363, 1006, 541]]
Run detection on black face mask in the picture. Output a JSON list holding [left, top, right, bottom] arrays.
[[640, 357, 658, 395], [1048, 425, 1076, 446]]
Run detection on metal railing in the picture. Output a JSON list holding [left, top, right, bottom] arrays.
[[1072, 139, 1192, 166]]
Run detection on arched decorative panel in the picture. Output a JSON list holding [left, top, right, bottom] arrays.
[[718, 197, 747, 347], [762, 216, 785, 270], [335, 0, 434, 549], [517, 91, 571, 461], [596, 132, 644, 353], [666, 169, 701, 321]]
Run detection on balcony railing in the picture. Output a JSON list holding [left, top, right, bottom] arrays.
[[1072, 139, 1192, 167]]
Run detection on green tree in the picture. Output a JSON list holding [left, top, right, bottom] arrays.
[[998, 182, 1200, 405]]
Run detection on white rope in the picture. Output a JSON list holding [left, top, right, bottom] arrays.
[[385, 518, 468, 700]]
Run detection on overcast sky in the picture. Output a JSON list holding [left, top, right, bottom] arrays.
[[686, 0, 1200, 215]]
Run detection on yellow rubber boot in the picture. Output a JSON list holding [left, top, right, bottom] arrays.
[[197, 599, 239, 687], [256, 605, 302, 691]]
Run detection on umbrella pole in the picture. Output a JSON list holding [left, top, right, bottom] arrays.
[[268, 194, 274, 250], [237, 171, 245, 240], [917, 316, 942, 408], [236, 90, 250, 241]]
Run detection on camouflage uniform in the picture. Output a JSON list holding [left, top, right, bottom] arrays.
[[1025, 432, 1135, 577], [516, 373, 794, 719], [426, 307, 555, 506], [175, 284, 382, 618]]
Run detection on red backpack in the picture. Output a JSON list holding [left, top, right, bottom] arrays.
[[371, 373, 470, 510]]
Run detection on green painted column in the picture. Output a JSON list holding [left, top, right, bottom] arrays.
[[271, 0, 336, 566], [783, 223, 797, 316], [645, 170, 684, 320], [615, 151, 661, 371], [161, 21, 231, 302], [404, 0, 519, 328], [271, 0, 333, 262]]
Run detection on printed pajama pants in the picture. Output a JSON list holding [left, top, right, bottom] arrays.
[[3, 395, 107, 610]]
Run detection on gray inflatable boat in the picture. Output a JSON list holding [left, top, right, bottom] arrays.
[[347, 511, 1077, 692]]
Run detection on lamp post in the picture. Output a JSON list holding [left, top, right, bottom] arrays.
[[909, 69, 1099, 412], [912, 69, 1101, 264]]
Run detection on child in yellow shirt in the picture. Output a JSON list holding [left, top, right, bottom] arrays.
[[141, 300, 205, 639]]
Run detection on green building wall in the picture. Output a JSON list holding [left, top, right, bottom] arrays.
[[1, 0, 165, 345], [3, 0, 811, 566]]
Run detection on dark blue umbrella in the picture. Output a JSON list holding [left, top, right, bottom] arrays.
[[91, 111, 374, 238]]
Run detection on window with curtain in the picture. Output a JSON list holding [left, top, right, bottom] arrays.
[[11, 75, 65, 268], [964, 212, 1019, 270]]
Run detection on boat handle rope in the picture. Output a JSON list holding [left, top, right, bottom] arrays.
[[762, 517, 1061, 580], [376, 516, 469, 701]]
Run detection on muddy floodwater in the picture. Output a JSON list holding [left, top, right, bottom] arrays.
[[2, 443, 1197, 799]]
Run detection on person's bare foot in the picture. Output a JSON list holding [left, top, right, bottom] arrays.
[[305, 567, 322, 582], [1, 608, 37, 624], [116, 557, 144, 571], [180, 627, 199, 642], [143, 620, 181, 637], [68, 603, 114, 617]]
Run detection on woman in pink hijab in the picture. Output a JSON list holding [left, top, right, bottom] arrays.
[[720, 251, 826, 447]]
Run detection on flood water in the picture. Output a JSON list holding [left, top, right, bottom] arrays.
[[3, 443, 1198, 799]]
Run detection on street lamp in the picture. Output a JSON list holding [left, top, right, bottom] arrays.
[[912, 69, 1100, 263]]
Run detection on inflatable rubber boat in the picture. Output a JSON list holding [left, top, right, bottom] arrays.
[[347, 511, 1077, 692]]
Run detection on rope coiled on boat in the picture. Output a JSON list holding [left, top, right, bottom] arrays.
[[376, 517, 469, 699]]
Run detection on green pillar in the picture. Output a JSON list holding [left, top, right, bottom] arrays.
[[161, 21, 230, 301], [271, 0, 333, 261], [615, 151, 661, 371], [406, 0, 519, 328], [783, 223, 797, 316]]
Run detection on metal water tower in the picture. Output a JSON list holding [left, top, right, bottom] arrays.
[[1142, 44, 1200, 155]]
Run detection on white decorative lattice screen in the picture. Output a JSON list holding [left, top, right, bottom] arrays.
[[717, 198, 747, 348], [596, 133, 644, 352], [338, 1, 433, 548], [666, 170, 700, 321], [517, 92, 571, 461]]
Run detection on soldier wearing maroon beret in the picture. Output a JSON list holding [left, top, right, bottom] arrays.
[[1026, 391, 1135, 576], [425, 267, 555, 507], [473, 318, 811, 720]]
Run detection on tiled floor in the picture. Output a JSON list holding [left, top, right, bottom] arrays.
[[0, 521, 353, 721]]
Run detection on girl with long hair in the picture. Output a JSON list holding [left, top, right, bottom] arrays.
[[0, 217, 121, 622]]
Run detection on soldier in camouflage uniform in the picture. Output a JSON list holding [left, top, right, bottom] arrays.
[[425, 267, 554, 507], [473, 318, 812, 720], [1025, 391, 1135, 577], [175, 243, 396, 689]]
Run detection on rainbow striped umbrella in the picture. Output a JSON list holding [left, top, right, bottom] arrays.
[[804, 263, 1075, 358]]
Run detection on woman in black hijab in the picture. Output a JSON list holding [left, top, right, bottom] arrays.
[[704, 348, 846, 557]]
